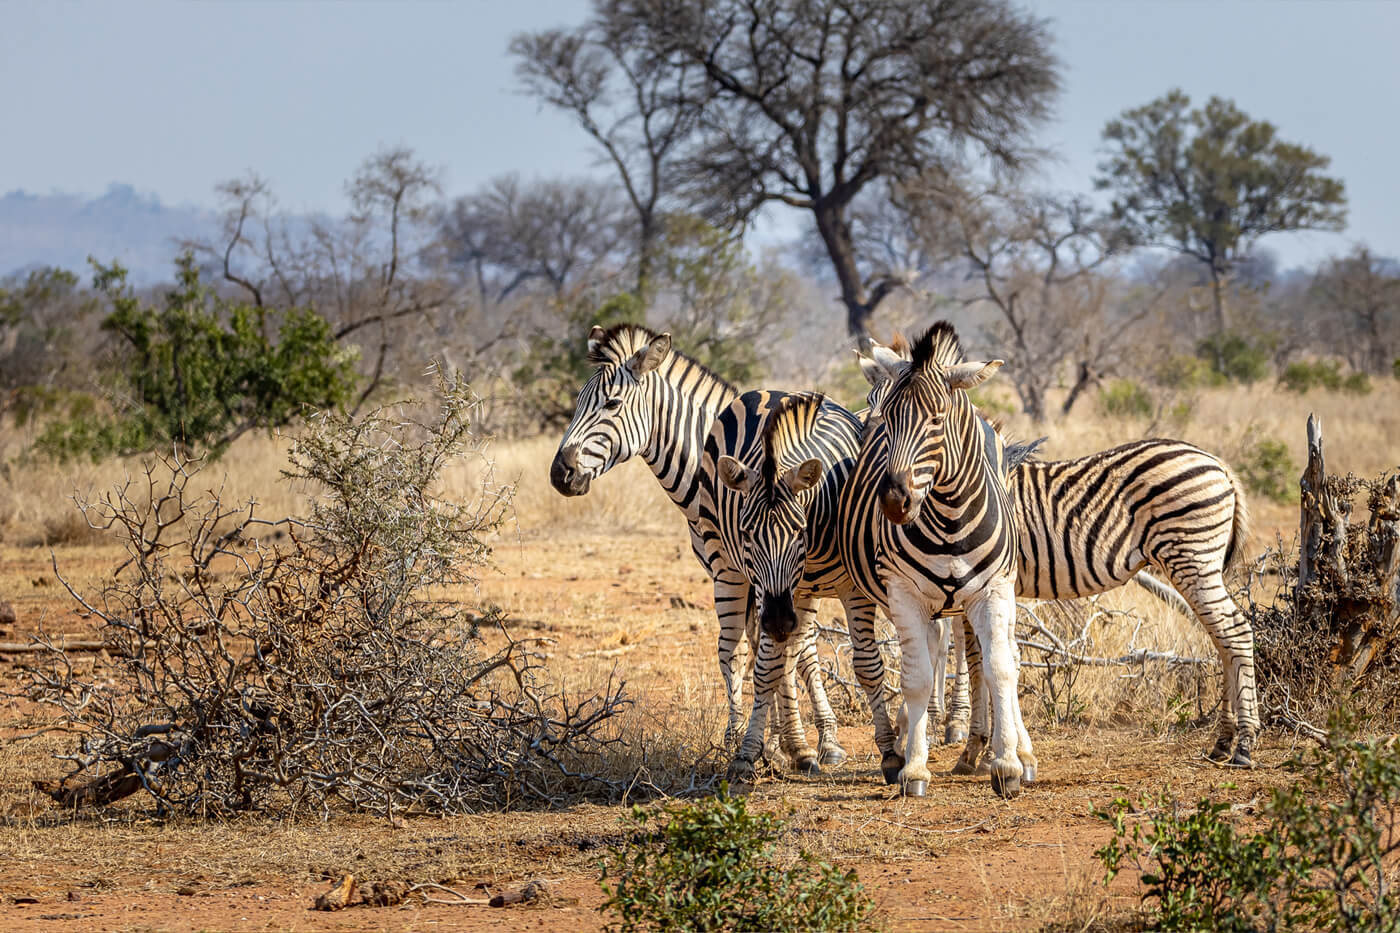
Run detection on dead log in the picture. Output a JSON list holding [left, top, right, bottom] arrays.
[[33, 767, 142, 808], [0, 639, 107, 654], [1298, 413, 1349, 600], [314, 875, 358, 911]]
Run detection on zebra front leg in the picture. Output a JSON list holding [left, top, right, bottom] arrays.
[[888, 579, 936, 796], [945, 611, 971, 745], [966, 581, 1026, 798], [841, 591, 902, 783], [730, 631, 788, 782], [713, 574, 751, 751], [927, 615, 949, 744], [794, 596, 846, 769]]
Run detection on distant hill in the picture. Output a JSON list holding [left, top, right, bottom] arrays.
[[0, 184, 220, 283]]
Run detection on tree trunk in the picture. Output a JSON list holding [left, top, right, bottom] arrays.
[[813, 203, 873, 338], [1209, 265, 1229, 335], [1061, 361, 1098, 417], [636, 213, 656, 307]]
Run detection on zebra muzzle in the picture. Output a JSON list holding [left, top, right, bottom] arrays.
[[549, 449, 592, 497], [758, 592, 798, 644], [878, 471, 922, 524]]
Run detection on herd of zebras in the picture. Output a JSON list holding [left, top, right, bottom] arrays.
[[548, 321, 1257, 798]]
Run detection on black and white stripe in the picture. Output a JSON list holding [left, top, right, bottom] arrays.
[[839, 323, 1033, 797], [863, 335, 1259, 767], [550, 324, 842, 768], [708, 392, 901, 782]]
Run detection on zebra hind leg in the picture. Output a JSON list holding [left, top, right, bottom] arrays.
[[942, 613, 971, 745], [952, 616, 988, 775]]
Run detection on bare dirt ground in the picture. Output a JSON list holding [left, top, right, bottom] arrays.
[[0, 524, 1307, 933]]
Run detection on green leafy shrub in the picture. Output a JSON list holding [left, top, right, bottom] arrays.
[[1280, 360, 1343, 393], [1155, 354, 1224, 390], [1096, 716, 1400, 932], [1343, 371, 1373, 394], [1197, 332, 1272, 385], [599, 788, 876, 932], [1238, 437, 1298, 504], [968, 387, 1017, 418], [35, 254, 356, 461], [1099, 380, 1154, 418], [1393, 358, 1400, 380]]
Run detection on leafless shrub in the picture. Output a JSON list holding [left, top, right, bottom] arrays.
[[16, 375, 666, 818]]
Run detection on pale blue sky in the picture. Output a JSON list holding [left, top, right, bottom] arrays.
[[2, 0, 1397, 269]]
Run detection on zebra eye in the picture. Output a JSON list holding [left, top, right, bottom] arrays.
[[602, 397, 624, 411]]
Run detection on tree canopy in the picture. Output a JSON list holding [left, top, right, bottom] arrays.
[[1096, 89, 1347, 333]]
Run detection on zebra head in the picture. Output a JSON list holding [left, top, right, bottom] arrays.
[[550, 324, 672, 497], [716, 449, 824, 644], [863, 323, 1002, 524]]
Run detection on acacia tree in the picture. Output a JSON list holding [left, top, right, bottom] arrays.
[[610, 0, 1058, 337], [1096, 89, 1347, 337], [511, 10, 704, 303]]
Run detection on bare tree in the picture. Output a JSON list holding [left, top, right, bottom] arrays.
[[610, 0, 1058, 337], [440, 174, 630, 305], [187, 147, 450, 409], [511, 8, 704, 303], [1310, 245, 1400, 374], [909, 178, 1144, 421]]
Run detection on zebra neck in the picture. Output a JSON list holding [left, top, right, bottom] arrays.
[[639, 357, 737, 519]]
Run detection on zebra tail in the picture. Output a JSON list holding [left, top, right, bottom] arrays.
[[1222, 462, 1252, 572], [1131, 570, 1192, 617]]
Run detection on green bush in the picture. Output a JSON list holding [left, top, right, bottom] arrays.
[[968, 387, 1017, 418], [599, 788, 876, 932], [1394, 358, 1400, 380], [35, 254, 356, 461], [1238, 437, 1298, 504], [1280, 360, 1343, 393], [1343, 371, 1373, 395], [1197, 332, 1272, 385], [1096, 716, 1400, 932], [1099, 380, 1154, 418], [1155, 354, 1224, 390]]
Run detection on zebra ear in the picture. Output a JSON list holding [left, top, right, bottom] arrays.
[[945, 359, 1003, 391], [628, 332, 672, 377], [870, 344, 908, 381], [782, 458, 824, 495], [857, 353, 889, 389], [717, 455, 753, 494], [587, 325, 607, 355]]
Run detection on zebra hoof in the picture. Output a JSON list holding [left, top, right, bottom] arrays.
[[795, 756, 822, 776], [1204, 745, 1232, 764], [950, 757, 978, 776], [727, 757, 757, 783], [819, 746, 849, 769], [880, 753, 905, 785], [944, 725, 968, 746], [903, 779, 928, 798], [1021, 763, 1037, 783], [1230, 748, 1255, 769], [990, 772, 1021, 798]]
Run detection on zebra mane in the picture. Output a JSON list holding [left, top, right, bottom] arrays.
[[909, 322, 965, 372], [761, 392, 826, 494], [587, 322, 737, 392]]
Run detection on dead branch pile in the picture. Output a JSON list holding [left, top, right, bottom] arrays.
[[1249, 414, 1400, 729], [18, 378, 640, 817]]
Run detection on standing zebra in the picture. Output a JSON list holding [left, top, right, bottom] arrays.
[[549, 324, 846, 771], [861, 335, 1259, 768], [710, 391, 901, 782], [839, 322, 1033, 797]]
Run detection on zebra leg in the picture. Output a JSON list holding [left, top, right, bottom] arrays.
[[1009, 613, 1038, 782], [927, 615, 949, 744], [952, 616, 988, 775], [840, 590, 902, 783], [966, 580, 1025, 798], [1167, 561, 1258, 767], [888, 578, 935, 796], [794, 596, 846, 769], [730, 631, 787, 782], [714, 574, 752, 751], [945, 612, 971, 745]]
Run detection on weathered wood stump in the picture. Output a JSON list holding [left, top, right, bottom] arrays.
[[1296, 413, 1400, 685]]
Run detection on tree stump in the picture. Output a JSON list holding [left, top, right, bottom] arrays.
[[1295, 413, 1400, 684]]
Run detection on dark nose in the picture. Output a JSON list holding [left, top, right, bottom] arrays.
[[549, 445, 590, 497], [877, 468, 919, 524], [759, 591, 799, 644]]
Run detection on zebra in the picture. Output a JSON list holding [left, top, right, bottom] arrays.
[[709, 391, 902, 782], [548, 324, 847, 772], [860, 334, 1259, 768], [838, 322, 1033, 797]]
